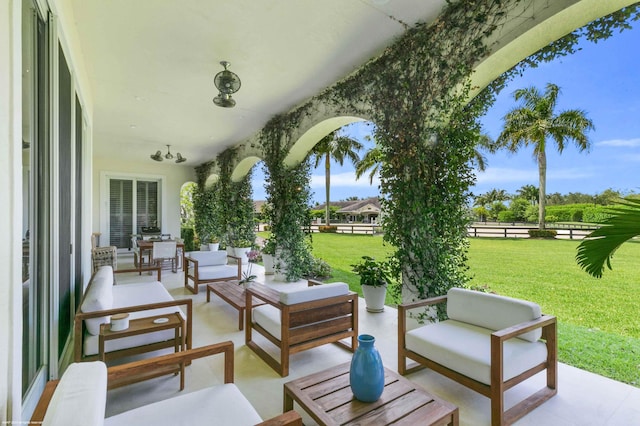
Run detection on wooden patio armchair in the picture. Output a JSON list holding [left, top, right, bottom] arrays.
[[245, 280, 358, 377]]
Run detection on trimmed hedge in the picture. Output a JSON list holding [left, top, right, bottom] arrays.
[[319, 225, 338, 233], [528, 229, 557, 239]]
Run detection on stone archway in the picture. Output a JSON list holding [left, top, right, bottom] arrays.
[[197, 0, 639, 288]]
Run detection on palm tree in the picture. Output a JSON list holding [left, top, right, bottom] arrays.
[[311, 130, 363, 225], [355, 144, 383, 185], [495, 83, 594, 230], [516, 184, 539, 205], [576, 197, 640, 278]]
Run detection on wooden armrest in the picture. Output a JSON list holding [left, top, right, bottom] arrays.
[[115, 265, 161, 280], [247, 285, 281, 307], [107, 342, 234, 385], [256, 410, 303, 426], [492, 314, 557, 341], [30, 379, 60, 424], [307, 279, 324, 287], [398, 294, 448, 312], [75, 298, 192, 320]]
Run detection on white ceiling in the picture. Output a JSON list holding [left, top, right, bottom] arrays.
[[69, 0, 448, 167]]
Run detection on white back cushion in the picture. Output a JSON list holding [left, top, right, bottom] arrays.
[[279, 282, 349, 305], [43, 362, 107, 426], [81, 266, 114, 335], [188, 250, 228, 266], [447, 287, 542, 342]]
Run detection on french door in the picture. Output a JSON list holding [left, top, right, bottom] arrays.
[[109, 178, 160, 248]]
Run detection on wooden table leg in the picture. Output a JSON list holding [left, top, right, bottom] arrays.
[[283, 387, 294, 412], [238, 308, 244, 331]]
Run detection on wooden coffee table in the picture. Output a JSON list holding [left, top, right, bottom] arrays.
[[206, 281, 266, 330], [284, 362, 458, 426]]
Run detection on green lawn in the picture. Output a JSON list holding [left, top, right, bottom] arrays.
[[301, 232, 640, 387]]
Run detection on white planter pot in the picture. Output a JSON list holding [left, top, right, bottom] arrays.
[[273, 250, 289, 281], [234, 247, 251, 266], [208, 243, 219, 251], [362, 285, 387, 313], [262, 254, 275, 275]]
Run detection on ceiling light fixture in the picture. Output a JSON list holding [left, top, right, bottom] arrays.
[[213, 61, 241, 108], [150, 145, 187, 163]]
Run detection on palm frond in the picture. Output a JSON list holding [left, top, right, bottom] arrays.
[[576, 198, 640, 278]]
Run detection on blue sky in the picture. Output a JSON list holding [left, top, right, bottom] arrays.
[[253, 25, 640, 204]]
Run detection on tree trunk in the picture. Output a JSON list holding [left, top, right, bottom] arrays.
[[325, 154, 331, 226], [538, 150, 547, 230]]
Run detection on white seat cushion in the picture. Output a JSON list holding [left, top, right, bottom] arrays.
[[43, 362, 107, 426], [447, 287, 542, 342], [279, 282, 349, 305], [253, 304, 282, 339], [83, 281, 184, 356], [104, 384, 263, 426], [197, 265, 238, 280], [405, 319, 548, 385], [81, 266, 114, 335]]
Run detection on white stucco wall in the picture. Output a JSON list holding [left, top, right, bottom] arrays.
[[1, 0, 22, 421], [92, 152, 196, 243]]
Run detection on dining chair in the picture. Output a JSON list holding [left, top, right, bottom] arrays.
[[153, 241, 178, 273], [131, 236, 150, 274]]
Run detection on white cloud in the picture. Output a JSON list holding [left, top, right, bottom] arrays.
[[596, 138, 640, 147]]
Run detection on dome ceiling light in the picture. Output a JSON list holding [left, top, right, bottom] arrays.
[[150, 145, 187, 163], [213, 61, 241, 108]]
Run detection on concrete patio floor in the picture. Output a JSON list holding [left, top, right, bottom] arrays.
[[106, 253, 640, 425]]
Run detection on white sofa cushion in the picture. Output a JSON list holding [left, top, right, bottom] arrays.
[[83, 281, 184, 356], [197, 265, 239, 281], [279, 282, 349, 305], [81, 266, 114, 335], [43, 362, 107, 426], [104, 383, 263, 426], [187, 250, 228, 266], [447, 287, 542, 342], [405, 319, 548, 385], [253, 304, 282, 339]]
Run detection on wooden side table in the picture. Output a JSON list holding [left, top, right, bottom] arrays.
[[284, 362, 458, 425], [99, 312, 186, 389]]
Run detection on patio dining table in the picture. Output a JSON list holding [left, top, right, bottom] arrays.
[[136, 239, 186, 273]]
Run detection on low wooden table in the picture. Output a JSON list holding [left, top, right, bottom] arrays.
[[98, 312, 186, 389], [206, 281, 266, 330], [284, 362, 458, 426]]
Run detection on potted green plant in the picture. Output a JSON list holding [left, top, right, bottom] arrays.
[[351, 255, 391, 313], [208, 235, 220, 251], [261, 238, 276, 275]]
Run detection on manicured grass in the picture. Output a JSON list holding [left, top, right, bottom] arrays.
[[301, 232, 640, 386]]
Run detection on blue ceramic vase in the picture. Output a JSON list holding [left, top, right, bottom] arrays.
[[349, 334, 384, 402]]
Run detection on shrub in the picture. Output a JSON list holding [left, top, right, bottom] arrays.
[[305, 257, 332, 279], [180, 227, 195, 252], [545, 215, 558, 223], [571, 209, 583, 222], [319, 225, 338, 233], [528, 229, 557, 239], [498, 210, 515, 223]]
